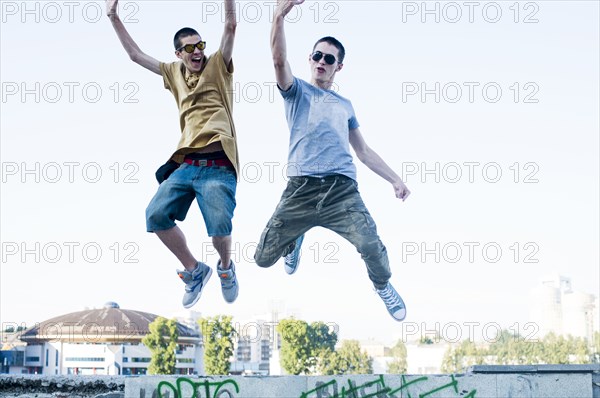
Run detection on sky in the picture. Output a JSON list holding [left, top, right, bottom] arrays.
[[1, 0, 599, 346]]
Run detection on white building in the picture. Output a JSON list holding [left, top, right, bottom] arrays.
[[0, 302, 203, 375], [406, 342, 449, 374], [529, 274, 598, 341], [232, 314, 281, 375]]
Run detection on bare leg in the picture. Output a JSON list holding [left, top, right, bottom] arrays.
[[212, 235, 232, 269], [155, 226, 197, 271]]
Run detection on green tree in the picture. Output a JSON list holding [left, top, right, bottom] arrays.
[[440, 340, 484, 373], [199, 315, 236, 375], [387, 339, 408, 374], [539, 333, 571, 364], [277, 319, 337, 375], [591, 332, 600, 363], [319, 340, 373, 375], [568, 335, 591, 364], [441, 344, 460, 373], [488, 330, 539, 365], [142, 317, 179, 375]]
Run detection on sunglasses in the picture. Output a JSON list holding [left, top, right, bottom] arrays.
[[177, 41, 206, 53], [311, 51, 337, 65]]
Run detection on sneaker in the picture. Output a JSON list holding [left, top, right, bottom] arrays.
[[217, 260, 239, 303], [376, 282, 407, 321], [284, 234, 304, 275], [177, 262, 212, 309]]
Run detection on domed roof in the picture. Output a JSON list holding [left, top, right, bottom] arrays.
[[20, 304, 199, 343]]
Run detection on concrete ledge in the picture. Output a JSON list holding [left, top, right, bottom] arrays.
[[2, 366, 599, 398], [125, 372, 595, 397], [468, 364, 600, 373]]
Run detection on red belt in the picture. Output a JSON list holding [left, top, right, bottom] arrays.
[[184, 157, 233, 168]]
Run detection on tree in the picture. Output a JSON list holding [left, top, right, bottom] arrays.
[[199, 315, 236, 375], [387, 339, 407, 374], [277, 319, 337, 375], [319, 340, 373, 375], [539, 333, 572, 364], [440, 340, 484, 373], [142, 317, 179, 375], [591, 332, 600, 363]]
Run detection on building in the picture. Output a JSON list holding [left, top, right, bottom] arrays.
[[231, 314, 281, 376], [359, 339, 449, 374], [0, 302, 203, 375], [529, 274, 599, 341]]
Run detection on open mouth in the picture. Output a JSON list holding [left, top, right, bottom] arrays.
[[191, 56, 203, 65]]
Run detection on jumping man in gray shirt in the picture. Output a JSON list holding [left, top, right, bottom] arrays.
[[254, 0, 411, 321]]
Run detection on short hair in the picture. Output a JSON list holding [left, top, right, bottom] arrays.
[[174, 27, 200, 50], [312, 36, 345, 64]]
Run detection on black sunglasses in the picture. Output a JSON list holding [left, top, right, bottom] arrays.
[[311, 51, 337, 65], [177, 41, 206, 53]]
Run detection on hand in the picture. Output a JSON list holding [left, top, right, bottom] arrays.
[[393, 179, 411, 201], [276, 0, 305, 18], [106, 0, 118, 17]]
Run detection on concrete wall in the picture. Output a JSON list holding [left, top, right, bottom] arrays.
[[1, 365, 599, 398]]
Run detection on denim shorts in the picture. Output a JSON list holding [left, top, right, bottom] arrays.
[[145, 163, 237, 236]]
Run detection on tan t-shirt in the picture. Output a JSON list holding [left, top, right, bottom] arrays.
[[160, 50, 239, 177]]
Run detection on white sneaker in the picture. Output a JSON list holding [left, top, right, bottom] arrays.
[[376, 282, 406, 321]]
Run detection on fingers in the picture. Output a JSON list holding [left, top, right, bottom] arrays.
[[396, 187, 411, 201]]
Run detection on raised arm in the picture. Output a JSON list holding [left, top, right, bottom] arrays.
[[219, 0, 237, 67], [271, 0, 304, 90], [349, 128, 411, 201], [106, 0, 161, 75]]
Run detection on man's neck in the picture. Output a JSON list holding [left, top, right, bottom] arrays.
[[311, 78, 334, 91]]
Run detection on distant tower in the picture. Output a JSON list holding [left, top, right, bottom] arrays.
[[562, 290, 596, 341], [529, 274, 570, 337], [529, 274, 598, 340]]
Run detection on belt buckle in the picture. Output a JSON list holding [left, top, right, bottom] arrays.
[[195, 159, 208, 166]]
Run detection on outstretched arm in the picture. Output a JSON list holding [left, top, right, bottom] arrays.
[[349, 128, 411, 201], [106, 0, 161, 75], [271, 0, 304, 90], [219, 0, 237, 67]]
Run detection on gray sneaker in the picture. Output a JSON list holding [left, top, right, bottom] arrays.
[[217, 260, 238, 303], [177, 262, 212, 309], [284, 234, 304, 275], [376, 282, 407, 321]]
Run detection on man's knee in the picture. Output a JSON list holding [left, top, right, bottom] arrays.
[[145, 206, 166, 232], [254, 249, 278, 268], [357, 237, 387, 259]]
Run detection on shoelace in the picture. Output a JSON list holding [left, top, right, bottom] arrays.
[[285, 238, 302, 267], [378, 286, 403, 309], [285, 247, 299, 265]]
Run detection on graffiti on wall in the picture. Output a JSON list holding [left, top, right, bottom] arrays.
[[301, 374, 477, 398], [135, 374, 477, 398]]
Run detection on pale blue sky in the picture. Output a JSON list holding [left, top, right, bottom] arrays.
[[1, 1, 598, 344]]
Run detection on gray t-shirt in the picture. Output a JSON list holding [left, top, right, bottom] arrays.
[[279, 77, 360, 180]]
